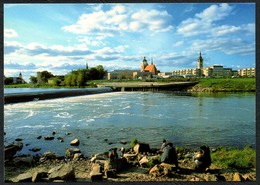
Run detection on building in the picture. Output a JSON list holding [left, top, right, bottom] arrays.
[[141, 57, 159, 75], [108, 70, 139, 80], [237, 68, 256, 77], [172, 52, 250, 78]]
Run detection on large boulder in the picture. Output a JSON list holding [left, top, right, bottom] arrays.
[[48, 164, 75, 181], [4, 142, 23, 160], [133, 143, 150, 154], [149, 164, 164, 177], [89, 163, 103, 181], [104, 158, 128, 172], [14, 172, 32, 182], [13, 155, 34, 166]]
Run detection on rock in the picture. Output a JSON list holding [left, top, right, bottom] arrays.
[[29, 147, 41, 152], [65, 148, 81, 159], [52, 131, 56, 135], [190, 176, 202, 181], [73, 153, 84, 161], [139, 156, 149, 166], [70, 138, 80, 146], [57, 137, 64, 142], [90, 163, 103, 181], [65, 132, 72, 136], [204, 174, 219, 181], [233, 172, 245, 181], [15, 172, 32, 182], [44, 136, 54, 140], [104, 158, 128, 172], [43, 151, 58, 159], [160, 162, 175, 171], [133, 143, 150, 154], [48, 164, 75, 180], [105, 169, 116, 178], [120, 140, 127, 145], [149, 164, 164, 177], [15, 138, 23, 141], [4, 143, 23, 160], [123, 153, 137, 161], [37, 136, 42, 139], [13, 156, 34, 165], [32, 171, 48, 182]]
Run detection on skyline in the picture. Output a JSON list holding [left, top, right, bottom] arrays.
[[4, 3, 255, 82]]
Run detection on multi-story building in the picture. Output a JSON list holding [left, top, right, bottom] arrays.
[[237, 68, 256, 77]]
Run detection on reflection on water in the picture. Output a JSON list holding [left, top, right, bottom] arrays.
[[4, 91, 255, 156]]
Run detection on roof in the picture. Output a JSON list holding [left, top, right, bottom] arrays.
[[144, 64, 157, 74]]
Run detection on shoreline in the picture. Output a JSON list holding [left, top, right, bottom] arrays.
[[5, 138, 256, 182]]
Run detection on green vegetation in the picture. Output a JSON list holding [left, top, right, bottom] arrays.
[[195, 78, 256, 92], [211, 146, 256, 169], [130, 138, 138, 148]]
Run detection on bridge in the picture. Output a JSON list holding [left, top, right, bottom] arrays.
[[97, 81, 198, 92]]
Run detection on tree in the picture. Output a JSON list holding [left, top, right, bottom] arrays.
[[37, 71, 54, 85], [64, 75, 72, 86], [77, 70, 85, 87], [4, 77, 13, 85], [29, 76, 37, 84]]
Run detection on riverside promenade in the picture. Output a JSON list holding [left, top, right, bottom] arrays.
[[97, 81, 198, 92]]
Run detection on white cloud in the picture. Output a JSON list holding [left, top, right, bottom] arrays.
[[4, 29, 18, 38], [62, 5, 173, 35], [195, 3, 233, 22], [177, 3, 234, 37]]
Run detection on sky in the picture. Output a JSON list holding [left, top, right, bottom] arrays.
[[4, 3, 255, 82]]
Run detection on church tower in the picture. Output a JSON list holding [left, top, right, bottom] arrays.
[[141, 56, 148, 72], [198, 52, 203, 69]]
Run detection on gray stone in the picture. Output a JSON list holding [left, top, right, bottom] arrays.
[[44, 136, 54, 140], [70, 138, 80, 146], [32, 171, 48, 182], [13, 156, 34, 165], [15, 172, 32, 182], [48, 164, 75, 180], [43, 151, 58, 159], [149, 164, 164, 177], [73, 153, 84, 161], [65, 148, 81, 159], [90, 163, 103, 181]]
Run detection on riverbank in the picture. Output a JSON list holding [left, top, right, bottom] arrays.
[[189, 78, 256, 92], [5, 138, 256, 182]]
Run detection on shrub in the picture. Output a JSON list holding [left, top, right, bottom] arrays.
[[130, 138, 138, 148], [211, 146, 256, 169]]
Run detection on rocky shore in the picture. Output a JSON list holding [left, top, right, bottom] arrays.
[[4, 136, 256, 183]]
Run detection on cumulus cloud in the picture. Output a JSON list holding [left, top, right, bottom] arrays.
[[4, 29, 18, 38], [62, 5, 173, 36], [195, 3, 232, 22], [177, 3, 234, 37]]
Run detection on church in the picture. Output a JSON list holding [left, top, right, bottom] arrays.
[[133, 57, 160, 79]]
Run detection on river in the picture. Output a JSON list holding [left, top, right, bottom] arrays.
[[4, 89, 256, 156]]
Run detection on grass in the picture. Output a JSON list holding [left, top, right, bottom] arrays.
[[211, 146, 256, 169], [197, 78, 256, 92]]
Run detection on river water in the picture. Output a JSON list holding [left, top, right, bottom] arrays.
[[4, 89, 256, 156]]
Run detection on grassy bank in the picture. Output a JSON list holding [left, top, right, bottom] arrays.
[[193, 78, 256, 92]]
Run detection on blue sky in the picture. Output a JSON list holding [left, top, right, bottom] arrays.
[[4, 3, 255, 82]]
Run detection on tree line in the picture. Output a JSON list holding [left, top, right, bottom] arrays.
[[29, 65, 106, 87]]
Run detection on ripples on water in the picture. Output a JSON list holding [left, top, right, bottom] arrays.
[[4, 91, 255, 156]]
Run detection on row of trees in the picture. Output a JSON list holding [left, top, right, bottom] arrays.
[[29, 65, 107, 87]]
